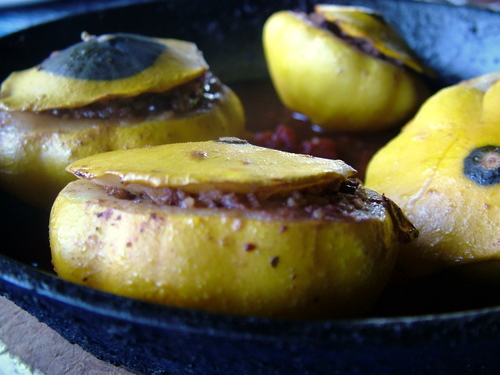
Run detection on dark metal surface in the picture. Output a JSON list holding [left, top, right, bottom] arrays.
[[3, 254, 500, 375], [1, 1, 500, 374]]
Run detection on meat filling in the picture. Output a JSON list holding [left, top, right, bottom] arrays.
[[40, 71, 223, 120], [306, 12, 404, 68], [103, 178, 388, 222]]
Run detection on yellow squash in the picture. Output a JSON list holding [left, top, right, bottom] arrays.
[[263, 5, 434, 132], [0, 34, 208, 111], [66, 137, 357, 194], [0, 33, 245, 208], [365, 72, 500, 278], [50, 139, 416, 319]]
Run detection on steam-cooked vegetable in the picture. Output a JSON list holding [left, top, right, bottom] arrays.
[[365, 72, 500, 279], [50, 138, 417, 319], [0, 33, 244, 208], [263, 5, 434, 132]]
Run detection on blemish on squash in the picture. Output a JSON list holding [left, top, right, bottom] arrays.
[[244, 243, 256, 251], [190, 150, 209, 160]]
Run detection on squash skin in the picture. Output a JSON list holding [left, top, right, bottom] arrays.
[[0, 34, 245, 208], [262, 9, 432, 132], [0, 36, 208, 111], [365, 73, 500, 278], [0, 83, 244, 209], [50, 179, 401, 319], [65, 138, 357, 195]]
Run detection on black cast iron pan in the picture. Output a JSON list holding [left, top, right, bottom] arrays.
[[1, 0, 500, 374]]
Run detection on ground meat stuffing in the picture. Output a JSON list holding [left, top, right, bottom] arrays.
[[103, 178, 387, 222], [41, 71, 223, 120], [305, 11, 404, 68]]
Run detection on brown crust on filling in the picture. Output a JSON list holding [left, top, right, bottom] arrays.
[[102, 178, 389, 222], [40, 71, 223, 120]]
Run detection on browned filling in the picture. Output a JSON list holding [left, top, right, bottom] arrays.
[[40, 71, 223, 120], [306, 11, 404, 68], [103, 178, 389, 222]]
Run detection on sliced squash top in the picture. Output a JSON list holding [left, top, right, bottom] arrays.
[[0, 33, 208, 111], [67, 138, 357, 195], [314, 4, 434, 76]]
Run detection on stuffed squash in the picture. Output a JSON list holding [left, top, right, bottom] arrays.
[[49, 138, 417, 319], [0, 32, 244, 208], [263, 5, 434, 132], [365, 72, 500, 280]]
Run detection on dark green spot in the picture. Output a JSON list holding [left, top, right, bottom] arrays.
[[463, 146, 500, 186], [40, 33, 166, 80]]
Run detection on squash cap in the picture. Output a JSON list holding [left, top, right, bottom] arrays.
[[67, 138, 357, 195], [314, 5, 433, 76], [0, 33, 208, 111]]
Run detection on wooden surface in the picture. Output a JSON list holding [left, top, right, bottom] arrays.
[[0, 295, 135, 375]]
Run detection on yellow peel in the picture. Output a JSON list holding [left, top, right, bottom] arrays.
[[263, 9, 432, 132], [49, 177, 399, 319], [67, 139, 357, 195], [0, 38, 208, 111], [0, 87, 245, 208], [365, 72, 500, 277]]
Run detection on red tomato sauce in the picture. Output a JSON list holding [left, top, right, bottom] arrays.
[[233, 80, 400, 181]]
